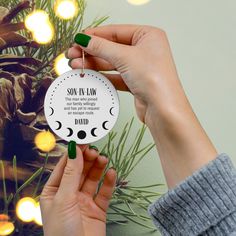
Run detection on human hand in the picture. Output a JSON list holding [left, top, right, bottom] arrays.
[[67, 24, 180, 125], [40, 143, 117, 236]]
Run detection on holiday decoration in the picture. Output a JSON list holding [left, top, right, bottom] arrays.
[[0, 0, 162, 235], [44, 69, 120, 144]]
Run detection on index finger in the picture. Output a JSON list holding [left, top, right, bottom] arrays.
[[84, 24, 142, 45]]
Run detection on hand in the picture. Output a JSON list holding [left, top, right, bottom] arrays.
[[67, 24, 178, 125], [67, 24, 217, 188], [40, 144, 117, 236]]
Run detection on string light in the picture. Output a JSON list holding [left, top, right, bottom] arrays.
[[127, 0, 151, 5], [54, 53, 71, 75], [34, 202, 43, 226], [34, 131, 56, 153], [0, 214, 14, 236], [24, 10, 54, 44], [55, 0, 78, 20], [16, 197, 36, 222]]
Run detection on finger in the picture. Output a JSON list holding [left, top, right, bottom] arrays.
[[94, 168, 117, 212], [81, 155, 108, 196], [78, 144, 89, 152], [43, 155, 67, 189], [84, 24, 142, 45], [75, 33, 129, 66], [56, 144, 84, 197], [102, 73, 130, 92], [79, 146, 100, 189], [70, 57, 115, 71]]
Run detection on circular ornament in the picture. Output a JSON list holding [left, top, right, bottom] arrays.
[[44, 69, 120, 144]]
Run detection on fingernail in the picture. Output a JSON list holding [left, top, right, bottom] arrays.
[[89, 145, 98, 151], [68, 140, 76, 159], [110, 167, 116, 171], [99, 152, 108, 158], [68, 58, 73, 67], [74, 33, 91, 47]]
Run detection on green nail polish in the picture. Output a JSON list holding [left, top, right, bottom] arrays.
[[99, 152, 108, 158], [68, 140, 76, 159], [74, 33, 91, 47], [89, 145, 98, 151]]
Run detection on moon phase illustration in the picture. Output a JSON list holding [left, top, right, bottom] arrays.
[[102, 121, 109, 130], [49, 107, 54, 116], [91, 127, 98, 137], [67, 128, 73, 137], [109, 107, 114, 116], [55, 121, 62, 130], [44, 69, 120, 144]]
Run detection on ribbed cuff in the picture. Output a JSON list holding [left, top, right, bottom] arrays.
[[148, 153, 236, 236]]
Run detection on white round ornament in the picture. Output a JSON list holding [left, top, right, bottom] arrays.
[[44, 69, 120, 144]]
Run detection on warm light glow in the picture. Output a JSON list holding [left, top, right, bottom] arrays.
[[16, 197, 36, 222], [127, 0, 151, 5], [25, 10, 54, 44], [34, 131, 56, 152], [0, 222, 15, 236], [54, 53, 71, 75], [55, 0, 78, 20], [25, 10, 49, 31], [34, 202, 43, 226], [32, 23, 54, 44]]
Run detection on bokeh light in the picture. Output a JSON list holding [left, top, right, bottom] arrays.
[[34, 131, 56, 153], [127, 0, 151, 5], [55, 0, 78, 20], [0, 222, 15, 236], [25, 10, 54, 44], [16, 197, 36, 222], [34, 202, 43, 226], [54, 53, 71, 75], [33, 23, 54, 45], [25, 10, 49, 31]]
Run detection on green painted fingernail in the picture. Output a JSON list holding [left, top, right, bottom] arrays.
[[74, 33, 91, 47], [89, 145, 98, 151], [68, 140, 76, 159], [68, 58, 73, 67], [99, 152, 108, 158]]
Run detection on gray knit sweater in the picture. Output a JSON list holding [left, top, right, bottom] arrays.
[[148, 153, 236, 236]]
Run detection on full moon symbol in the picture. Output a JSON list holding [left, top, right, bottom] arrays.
[[109, 107, 114, 116], [91, 127, 98, 137], [55, 121, 62, 130], [102, 121, 109, 130]]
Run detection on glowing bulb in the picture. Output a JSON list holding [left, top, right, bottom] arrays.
[[16, 197, 36, 222], [34, 202, 43, 226], [34, 131, 56, 152], [55, 0, 78, 20], [33, 23, 54, 44], [25, 10, 49, 31], [127, 0, 151, 5], [54, 53, 71, 75], [0, 222, 15, 236]]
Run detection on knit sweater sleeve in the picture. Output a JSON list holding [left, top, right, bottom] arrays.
[[147, 153, 236, 236]]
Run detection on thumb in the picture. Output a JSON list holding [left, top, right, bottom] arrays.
[[74, 33, 127, 65], [57, 141, 84, 197]]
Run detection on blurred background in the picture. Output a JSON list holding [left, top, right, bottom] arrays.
[[0, 0, 236, 235]]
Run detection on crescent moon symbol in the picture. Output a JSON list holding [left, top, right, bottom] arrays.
[[102, 121, 109, 130], [109, 107, 114, 116], [67, 128, 73, 137], [91, 127, 98, 137], [49, 107, 54, 116], [55, 121, 62, 130]]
